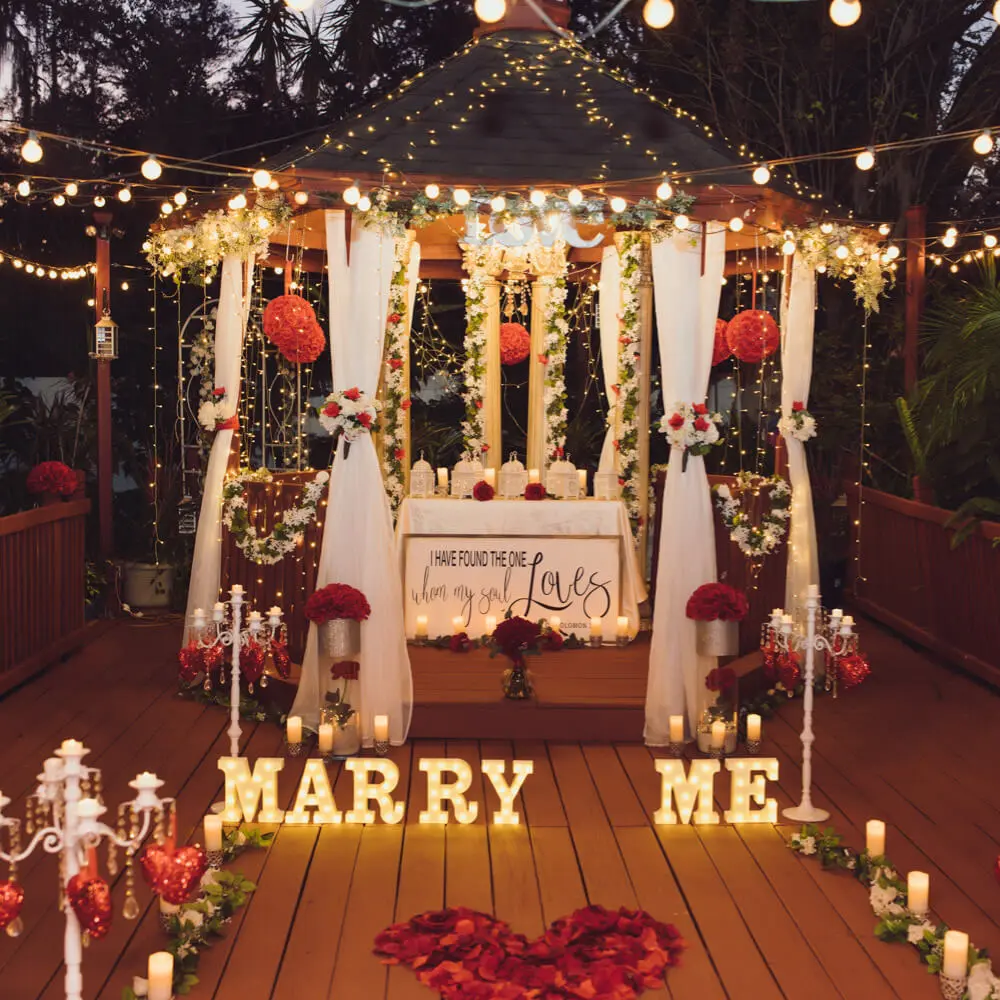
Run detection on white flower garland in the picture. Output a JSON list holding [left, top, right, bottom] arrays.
[[778, 402, 818, 443], [382, 236, 411, 514], [714, 472, 791, 558], [539, 263, 570, 459], [616, 233, 644, 533], [460, 250, 492, 458], [221, 470, 328, 565]]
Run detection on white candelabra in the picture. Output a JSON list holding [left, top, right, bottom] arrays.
[[190, 586, 284, 758], [764, 585, 854, 823], [0, 739, 170, 1000]]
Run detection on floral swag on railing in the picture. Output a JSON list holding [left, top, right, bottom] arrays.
[[221, 469, 328, 565], [615, 232, 643, 534], [382, 235, 413, 515]]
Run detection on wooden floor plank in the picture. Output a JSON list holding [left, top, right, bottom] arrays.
[[442, 740, 493, 915]]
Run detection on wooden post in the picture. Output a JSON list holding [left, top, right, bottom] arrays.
[[904, 205, 926, 396], [636, 234, 654, 574], [94, 212, 114, 560]]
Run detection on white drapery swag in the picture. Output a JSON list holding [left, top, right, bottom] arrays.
[[598, 244, 622, 475], [781, 260, 820, 615], [291, 210, 413, 744], [646, 225, 726, 743], [183, 253, 255, 639]]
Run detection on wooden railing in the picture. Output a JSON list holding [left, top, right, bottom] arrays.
[[845, 485, 1000, 685], [0, 500, 90, 693]]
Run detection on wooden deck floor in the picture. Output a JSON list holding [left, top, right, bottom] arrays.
[[1, 618, 999, 999]]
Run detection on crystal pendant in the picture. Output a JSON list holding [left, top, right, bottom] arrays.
[[123, 895, 140, 920], [5, 917, 24, 938], [248, 682, 254, 694], [81, 931, 91, 949], [203, 677, 212, 692]]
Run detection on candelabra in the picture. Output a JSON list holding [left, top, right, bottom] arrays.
[[190, 586, 285, 759], [764, 586, 854, 823], [0, 739, 169, 1000]]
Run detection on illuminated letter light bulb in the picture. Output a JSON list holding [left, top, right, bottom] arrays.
[[217, 757, 285, 823], [481, 760, 533, 825], [286, 760, 342, 825], [345, 759, 405, 824], [723, 758, 779, 824], [643, 0, 675, 29], [653, 759, 720, 825], [419, 758, 478, 824]]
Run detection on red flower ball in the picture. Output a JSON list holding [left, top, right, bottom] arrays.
[[686, 583, 749, 622], [304, 583, 371, 624], [499, 322, 531, 366], [473, 480, 495, 502], [263, 295, 326, 365], [726, 310, 780, 364], [712, 318, 731, 366], [524, 482, 547, 501], [26, 461, 77, 497]]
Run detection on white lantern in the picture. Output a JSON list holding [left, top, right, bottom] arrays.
[[593, 471, 621, 501], [90, 310, 119, 361], [545, 459, 577, 499], [499, 453, 528, 498], [410, 457, 435, 498]]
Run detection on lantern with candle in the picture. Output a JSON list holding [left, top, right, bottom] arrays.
[[696, 667, 739, 755]]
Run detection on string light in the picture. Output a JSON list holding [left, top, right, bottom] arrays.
[[829, 0, 861, 27], [20, 132, 43, 163], [855, 147, 875, 171], [782, 239, 796, 256], [729, 216, 744, 232], [885, 245, 900, 260], [878, 223, 891, 236], [141, 156, 162, 180], [293, 190, 309, 205], [160, 201, 174, 215], [655, 179, 674, 200], [53, 193, 66, 207], [16, 179, 30, 197], [356, 194, 372, 211], [752, 164, 771, 185], [474, 0, 506, 23], [65, 181, 78, 197], [835, 244, 849, 260], [985, 234, 998, 249], [0, 249, 92, 279], [93, 195, 106, 207], [424, 183, 440, 199], [673, 213, 689, 230], [252, 168, 272, 189], [228, 193, 247, 210], [117, 186, 132, 203], [490, 195, 506, 212], [643, 0, 676, 29], [529, 189, 547, 207], [453, 187, 471, 206], [609, 195, 627, 213], [974, 130, 995, 156], [568, 188, 584, 206]]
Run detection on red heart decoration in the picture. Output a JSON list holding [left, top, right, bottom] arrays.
[[66, 873, 113, 940], [374, 905, 685, 1000], [271, 639, 292, 679], [140, 843, 209, 905], [0, 881, 24, 931], [241, 640, 266, 685], [202, 643, 224, 681]]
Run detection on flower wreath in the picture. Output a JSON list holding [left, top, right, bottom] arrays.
[[221, 470, 329, 565], [713, 472, 792, 559], [778, 400, 818, 443]]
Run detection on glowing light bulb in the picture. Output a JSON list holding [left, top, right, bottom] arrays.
[[453, 187, 471, 207], [673, 213, 689, 231], [161, 201, 173, 215], [343, 184, 361, 205], [357, 195, 372, 211], [530, 189, 547, 207], [782, 239, 796, 256], [995, 0, 1000, 21], [855, 147, 875, 171], [643, 0, 675, 29], [424, 183, 440, 199], [985, 234, 998, 249], [729, 216, 744, 233], [974, 130, 995, 156], [886, 245, 900, 260], [285, 0, 314, 10], [65, 182, 79, 197], [829, 0, 861, 27], [835, 244, 849, 260], [17, 179, 30, 197], [117, 186, 132, 203], [228, 193, 247, 210], [820, 222, 834, 235], [93, 195, 106, 207], [752, 164, 771, 185], [609, 196, 627, 214], [878, 223, 891, 236], [656, 180, 674, 200], [474, 0, 506, 23], [293, 190, 309, 206], [252, 168, 272, 189], [141, 156, 162, 180], [568, 188, 583, 206], [53, 193, 66, 206], [20, 132, 42, 163], [490, 195, 506, 212]]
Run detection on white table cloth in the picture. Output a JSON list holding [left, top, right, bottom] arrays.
[[396, 498, 646, 633]]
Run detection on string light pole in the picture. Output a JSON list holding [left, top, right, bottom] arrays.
[[92, 212, 115, 560], [0, 740, 169, 1000]]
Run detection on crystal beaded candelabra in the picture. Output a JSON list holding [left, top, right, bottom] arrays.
[[190, 586, 285, 758], [763, 586, 853, 823], [0, 739, 170, 1000]]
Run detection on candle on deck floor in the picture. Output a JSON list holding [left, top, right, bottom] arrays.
[[147, 952, 174, 1000], [907, 871, 929, 916], [668, 715, 684, 744], [286, 715, 303, 745], [866, 819, 886, 856], [203, 814, 223, 852], [942, 930, 969, 979], [373, 715, 390, 743], [746, 714, 762, 742]]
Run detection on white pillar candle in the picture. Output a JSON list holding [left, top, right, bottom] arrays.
[[589, 617, 602, 639], [907, 871, 929, 916], [452, 616, 464, 635], [746, 714, 762, 742], [230, 584, 243, 596], [318, 723, 334, 753], [436, 467, 448, 490], [212, 601, 225, 622], [866, 819, 886, 856], [616, 615, 629, 638], [415, 615, 429, 640], [578, 469, 587, 496], [843, 615, 855, 628], [710, 720, 726, 750], [373, 715, 390, 743], [484, 468, 496, 487], [807, 584, 820, 599], [528, 468, 541, 484], [203, 814, 223, 852], [830, 608, 843, 621], [484, 615, 497, 636], [548, 616, 561, 633], [668, 715, 684, 743], [147, 952, 174, 1000], [286, 715, 303, 744], [942, 930, 969, 979]]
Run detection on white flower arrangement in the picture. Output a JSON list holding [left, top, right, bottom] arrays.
[[778, 401, 818, 443], [197, 387, 236, 432], [318, 387, 381, 443], [660, 402, 723, 457], [460, 247, 496, 458], [713, 472, 792, 559], [538, 258, 571, 460], [221, 470, 328, 565]]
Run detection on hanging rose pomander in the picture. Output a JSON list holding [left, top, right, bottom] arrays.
[[726, 309, 780, 364], [499, 322, 531, 365]]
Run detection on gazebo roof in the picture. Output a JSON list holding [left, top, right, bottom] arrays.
[[274, 28, 757, 192]]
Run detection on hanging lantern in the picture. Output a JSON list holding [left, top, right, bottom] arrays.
[[177, 496, 198, 535], [90, 309, 119, 360]]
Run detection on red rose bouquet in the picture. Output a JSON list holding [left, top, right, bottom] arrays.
[[685, 583, 748, 622], [490, 615, 541, 699], [524, 482, 547, 501], [304, 583, 371, 624], [327, 660, 360, 727], [26, 461, 77, 498], [472, 480, 495, 502]]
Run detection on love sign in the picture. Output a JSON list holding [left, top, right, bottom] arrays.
[[218, 755, 779, 826]]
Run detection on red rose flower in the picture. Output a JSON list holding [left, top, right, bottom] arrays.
[[480, 443, 489, 453], [613, 439, 620, 451], [474, 400, 483, 409], [26, 461, 78, 497], [358, 412, 372, 428], [388, 313, 401, 324], [611, 383, 621, 396], [792, 400, 805, 412], [344, 387, 361, 401], [541, 629, 564, 651], [323, 402, 341, 418], [212, 387, 226, 397], [706, 666, 737, 694], [537, 354, 549, 366], [492, 616, 540, 655], [693, 403, 708, 415], [304, 583, 371, 624], [401, 398, 412, 410], [473, 480, 495, 502], [524, 482, 547, 501], [394, 448, 405, 461], [694, 417, 710, 432], [685, 582, 749, 622], [331, 660, 360, 681], [449, 632, 473, 653], [667, 413, 685, 430], [388, 358, 404, 370]]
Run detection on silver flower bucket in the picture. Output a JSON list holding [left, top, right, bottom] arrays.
[[320, 618, 361, 659], [695, 619, 739, 657]]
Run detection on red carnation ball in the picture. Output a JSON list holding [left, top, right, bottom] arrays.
[[499, 322, 531, 366], [726, 310, 780, 364], [263, 295, 326, 365], [712, 318, 731, 366], [473, 480, 495, 502], [686, 583, 749, 622]]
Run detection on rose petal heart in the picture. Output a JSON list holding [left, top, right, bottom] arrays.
[[67, 873, 113, 940], [140, 843, 209, 905], [374, 905, 685, 1000], [0, 881, 24, 931]]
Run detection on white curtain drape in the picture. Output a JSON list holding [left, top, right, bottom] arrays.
[[598, 245, 621, 474], [781, 260, 820, 615], [646, 225, 726, 743], [291, 211, 412, 744], [183, 253, 254, 638]]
